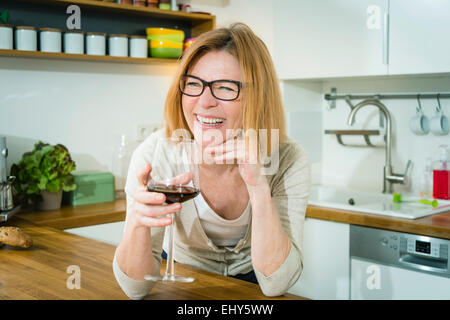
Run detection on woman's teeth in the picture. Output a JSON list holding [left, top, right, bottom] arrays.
[[196, 115, 225, 125]]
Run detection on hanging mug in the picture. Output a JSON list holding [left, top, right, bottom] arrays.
[[409, 94, 429, 135], [430, 94, 449, 136]]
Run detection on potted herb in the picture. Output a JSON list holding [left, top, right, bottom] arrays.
[[11, 141, 77, 210]]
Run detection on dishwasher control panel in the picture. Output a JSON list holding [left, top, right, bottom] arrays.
[[350, 225, 450, 277], [406, 238, 440, 258]]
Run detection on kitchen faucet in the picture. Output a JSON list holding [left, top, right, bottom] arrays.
[[347, 99, 412, 194]]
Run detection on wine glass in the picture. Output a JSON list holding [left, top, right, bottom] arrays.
[[144, 137, 200, 283]]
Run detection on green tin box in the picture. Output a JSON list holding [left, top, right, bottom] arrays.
[[63, 171, 115, 206]]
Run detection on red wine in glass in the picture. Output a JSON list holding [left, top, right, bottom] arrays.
[[144, 138, 200, 283], [147, 184, 200, 204]]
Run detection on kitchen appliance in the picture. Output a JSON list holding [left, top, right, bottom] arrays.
[[0, 136, 20, 222], [350, 225, 450, 299]]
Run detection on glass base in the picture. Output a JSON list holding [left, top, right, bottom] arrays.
[[144, 274, 195, 283]]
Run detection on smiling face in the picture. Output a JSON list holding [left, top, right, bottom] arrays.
[[181, 50, 243, 146]]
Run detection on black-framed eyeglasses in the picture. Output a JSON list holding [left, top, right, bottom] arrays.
[[179, 75, 242, 101]]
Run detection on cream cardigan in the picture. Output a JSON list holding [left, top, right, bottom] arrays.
[[113, 129, 311, 299]]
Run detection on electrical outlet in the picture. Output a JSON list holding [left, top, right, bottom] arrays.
[[136, 123, 160, 142]]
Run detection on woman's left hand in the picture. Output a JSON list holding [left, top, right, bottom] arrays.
[[204, 137, 265, 188]]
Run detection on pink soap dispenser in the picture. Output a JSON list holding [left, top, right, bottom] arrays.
[[433, 144, 450, 200]]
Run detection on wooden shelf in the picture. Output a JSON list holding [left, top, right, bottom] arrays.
[[0, 49, 177, 64], [20, 0, 214, 21], [12, 0, 216, 36], [1, 0, 215, 63]]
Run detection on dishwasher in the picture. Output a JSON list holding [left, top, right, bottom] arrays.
[[350, 225, 450, 299]]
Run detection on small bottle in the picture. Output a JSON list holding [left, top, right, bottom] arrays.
[[419, 157, 433, 198], [112, 134, 130, 199], [433, 144, 450, 200]]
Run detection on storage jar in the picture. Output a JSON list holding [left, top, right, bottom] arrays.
[[86, 32, 106, 55], [129, 35, 147, 58], [15, 26, 37, 51], [0, 24, 13, 50], [108, 34, 128, 57], [64, 30, 84, 54], [40, 27, 62, 53]]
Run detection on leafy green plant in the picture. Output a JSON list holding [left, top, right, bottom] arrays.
[[11, 141, 77, 205]]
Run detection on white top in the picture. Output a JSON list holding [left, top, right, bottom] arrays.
[[194, 193, 251, 247]]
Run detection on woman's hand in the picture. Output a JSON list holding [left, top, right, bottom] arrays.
[[205, 137, 266, 188], [130, 163, 181, 228]]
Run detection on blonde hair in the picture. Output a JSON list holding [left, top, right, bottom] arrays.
[[163, 22, 287, 149]]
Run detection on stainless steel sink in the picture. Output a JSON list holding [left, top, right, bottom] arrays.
[[308, 185, 450, 219]]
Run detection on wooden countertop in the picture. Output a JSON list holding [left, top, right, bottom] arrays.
[[0, 216, 303, 300], [16, 199, 450, 239], [307, 205, 450, 239], [15, 200, 127, 230], [4, 199, 448, 299]]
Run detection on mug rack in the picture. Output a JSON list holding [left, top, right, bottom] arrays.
[[324, 88, 450, 110]]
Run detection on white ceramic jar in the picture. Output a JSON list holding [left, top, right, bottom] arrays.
[[129, 35, 147, 58], [0, 24, 13, 50], [64, 30, 84, 54], [15, 26, 37, 51], [40, 27, 62, 53], [109, 34, 128, 57], [86, 32, 106, 55]]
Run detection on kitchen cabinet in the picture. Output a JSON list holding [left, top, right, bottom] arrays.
[[288, 218, 350, 299], [388, 0, 450, 75], [274, 0, 388, 79], [0, 0, 215, 64], [275, 0, 450, 79]]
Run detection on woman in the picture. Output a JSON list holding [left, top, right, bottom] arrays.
[[113, 23, 310, 299]]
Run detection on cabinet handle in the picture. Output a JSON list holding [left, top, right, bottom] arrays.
[[382, 12, 389, 65]]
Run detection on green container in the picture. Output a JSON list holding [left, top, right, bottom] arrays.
[[150, 47, 182, 59], [147, 34, 185, 42], [63, 171, 115, 206]]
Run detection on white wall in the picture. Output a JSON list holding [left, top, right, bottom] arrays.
[[0, 58, 177, 180], [0, 0, 275, 186]]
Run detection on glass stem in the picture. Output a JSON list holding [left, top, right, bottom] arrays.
[[165, 212, 176, 279]]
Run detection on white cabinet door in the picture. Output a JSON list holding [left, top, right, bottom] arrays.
[[288, 218, 350, 299], [389, 0, 450, 75], [274, 0, 388, 79]]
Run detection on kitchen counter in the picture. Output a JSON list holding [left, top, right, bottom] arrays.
[[307, 205, 450, 239], [5, 199, 448, 299], [0, 216, 303, 300]]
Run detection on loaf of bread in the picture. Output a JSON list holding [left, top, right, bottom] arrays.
[[0, 226, 33, 248]]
